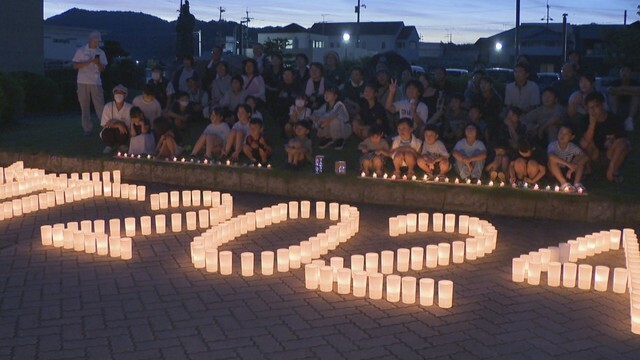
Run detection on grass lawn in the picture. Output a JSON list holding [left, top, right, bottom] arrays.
[[1, 112, 639, 203]]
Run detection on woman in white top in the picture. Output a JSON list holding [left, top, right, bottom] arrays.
[[100, 84, 133, 154], [241, 58, 266, 103]]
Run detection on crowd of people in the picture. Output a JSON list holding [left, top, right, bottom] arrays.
[[74, 31, 639, 193]]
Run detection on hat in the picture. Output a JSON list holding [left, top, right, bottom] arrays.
[[88, 31, 102, 41], [112, 84, 128, 94]]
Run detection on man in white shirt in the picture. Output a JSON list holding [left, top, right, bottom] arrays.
[[504, 63, 540, 114], [72, 31, 107, 135]]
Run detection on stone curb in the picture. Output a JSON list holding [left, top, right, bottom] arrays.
[[1, 151, 638, 226]]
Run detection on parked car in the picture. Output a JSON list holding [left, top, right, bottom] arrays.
[[445, 68, 469, 77], [537, 72, 560, 89], [411, 65, 426, 77], [484, 67, 514, 83]]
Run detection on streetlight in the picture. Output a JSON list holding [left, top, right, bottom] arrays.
[[343, 33, 350, 60], [495, 42, 503, 51]]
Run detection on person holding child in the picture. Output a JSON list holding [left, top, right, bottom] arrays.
[[417, 124, 450, 180], [358, 125, 390, 177], [452, 123, 487, 181], [285, 120, 313, 169]]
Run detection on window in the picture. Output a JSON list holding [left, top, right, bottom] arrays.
[[285, 39, 293, 49], [396, 41, 405, 49], [313, 40, 325, 48]]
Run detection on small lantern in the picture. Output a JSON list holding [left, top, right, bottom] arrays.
[[159, 192, 169, 209], [300, 201, 311, 219], [120, 237, 132, 260], [140, 216, 152, 235], [109, 219, 121, 237], [96, 234, 108, 255], [241, 252, 254, 277], [444, 213, 456, 233], [337, 268, 352, 294], [401, 276, 417, 304], [155, 215, 166, 234], [418, 213, 429, 232], [315, 201, 326, 219], [109, 236, 121, 257], [171, 213, 182, 232], [612, 268, 627, 293], [381, 250, 394, 274], [351, 254, 365, 272], [112, 170, 121, 183], [406, 213, 417, 233], [547, 262, 562, 287], [410, 247, 424, 271], [351, 270, 367, 297], [452, 241, 465, 264], [329, 202, 340, 221], [397, 215, 407, 235], [420, 278, 435, 306], [150, 194, 160, 210], [219, 251, 233, 275], [288, 201, 299, 219], [593, 265, 609, 292], [365, 253, 379, 274], [40, 225, 53, 246], [261, 251, 275, 275], [182, 190, 192, 207], [610, 229, 621, 250], [438, 280, 453, 308], [277, 248, 290, 272], [578, 264, 593, 290], [170, 191, 180, 208], [562, 262, 577, 288], [305, 264, 319, 289], [458, 215, 469, 235], [386, 275, 401, 302], [368, 273, 384, 300], [93, 220, 105, 234], [319, 266, 334, 292], [186, 211, 197, 231], [433, 213, 444, 232], [396, 249, 410, 272], [389, 217, 399, 237], [465, 238, 477, 260], [437, 243, 451, 266], [527, 260, 541, 285], [206, 249, 218, 273], [425, 245, 438, 268], [289, 245, 301, 269]]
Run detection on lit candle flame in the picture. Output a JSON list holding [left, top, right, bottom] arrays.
[[361, 172, 366, 178], [372, 173, 377, 178], [488, 180, 494, 186], [383, 173, 388, 179]]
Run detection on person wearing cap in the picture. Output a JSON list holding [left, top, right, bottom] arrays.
[[72, 30, 108, 136], [100, 85, 133, 154]]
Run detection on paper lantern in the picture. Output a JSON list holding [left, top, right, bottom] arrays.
[[362, 252, 378, 274], [269, 205, 280, 224], [318, 234, 329, 255], [437, 243, 451, 266], [326, 227, 338, 250], [463, 238, 477, 261], [261, 251, 274, 275], [288, 245, 301, 269], [367, 273, 383, 300], [191, 243, 205, 268], [396, 248, 410, 272], [73, 231, 85, 251], [52, 227, 64, 248], [527, 260, 541, 285], [585, 235, 596, 256], [385, 275, 401, 302], [406, 213, 417, 233], [467, 217, 479, 236], [380, 250, 394, 275], [562, 262, 577, 288], [397, 215, 407, 235], [444, 214, 456, 233], [67, 221, 79, 232], [593, 265, 609, 292], [305, 264, 319, 289], [188, 190, 199, 207], [299, 200, 311, 219], [547, 262, 562, 287], [202, 191, 212, 207], [101, 171, 111, 183], [185, 211, 197, 231], [315, 201, 326, 219], [124, 217, 136, 237], [277, 248, 290, 272], [319, 266, 334, 292], [40, 225, 53, 246], [159, 192, 169, 209], [348, 270, 365, 297], [84, 234, 96, 254], [150, 194, 160, 210], [240, 252, 254, 277], [169, 191, 180, 208], [255, 209, 265, 229], [401, 276, 417, 304], [180, 190, 191, 207], [610, 229, 621, 250], [62, 229, 74, 249], [350, 254, 364, 272], [109, 236, 121, 257], [263, 207, 273, 226], [93, 220, 105, 235], [126, 185, 136, 201], [538, 248, 550, 272], [425, 245, 438, 268], [202, 249, 216, 273], [458, 215, 470, 235], [329, 202, 339, 221], [577, 264, 592, 290], [219, 251, 233, 275], [433, 213, 444, 232], [419, 278, 435, 306], [299, 241, 311, 264], [613, 267, 628, 293], [95, 234, 108, 255], [112, 170, 121, 183], [288, 201, 299, 219], [410, 247, 424, 271], [418, 213, 429, 232], [438, 280, 453, 308], [198, 209, 210, 229], [337, 268, 352, 294], [137, 216, 151, 236], [278, 203, 287, 221], [632, 304, 640, 335], [171, 213, 182, 232], [153, 214, 166, 234], [118, 237, 132, 260], [451, 241, 465, 264], [388, 217, 399, 237]]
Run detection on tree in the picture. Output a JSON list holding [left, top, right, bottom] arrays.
[[604, 25, 640, 70], [263, 38, 289, 56]]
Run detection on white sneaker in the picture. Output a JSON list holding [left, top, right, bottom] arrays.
[[102, 146, 113, 154], [624, 116, 634, 132]]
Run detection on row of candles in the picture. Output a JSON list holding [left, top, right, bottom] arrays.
[[40, 221, 132, 259], [115, 151, 272, 169], [623, 230, 640, 334], [389, 212, 496, 240]]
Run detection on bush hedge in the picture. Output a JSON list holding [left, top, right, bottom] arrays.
[[0, 73, 25, 127]]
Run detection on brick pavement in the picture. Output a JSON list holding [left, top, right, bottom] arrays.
[[1, 183, 639, 359]]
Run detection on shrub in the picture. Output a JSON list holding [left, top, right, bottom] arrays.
[[0, 72, 25, 127], [10, 71, 62, 114]]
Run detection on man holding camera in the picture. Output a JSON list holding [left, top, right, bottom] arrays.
[[72, 30, 108, 136]]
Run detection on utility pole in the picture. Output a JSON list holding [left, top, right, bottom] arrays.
[[515, 0, 521, 58], [218, 6, 225, 22], [240, 10, 254, 56], [541, 0, 553, 26], [354, 1, 365, 48], [562, 13, 568, 63], [624, 10, 627, 25]]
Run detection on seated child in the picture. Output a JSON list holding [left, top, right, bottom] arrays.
[[452, 123, 487, 181], [285, 95, 312, 138], [467, 105, 489, 142], [128, 106, 156, 155], [385, 118, 422, 178], [223, 104, 252, 161], [285, 120, 313, 168], [508, 139, 546, 185], [245, 95, 264, 121], [547, 122, 588, 192], [442, 93, 468, 146], [242, 118, 272, 165], [190, 107, 230, 160], [313, 86, 352, 150], [417, 124, 450, 179], [165, 91, 196, 130], [484, 143, 509, 183], [358, 125, 390, 177], [153, 117, 183, 159]]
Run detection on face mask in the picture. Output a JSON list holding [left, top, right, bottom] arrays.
[[114, 94, 125, 103], [295, 99, 305, 107], [152, 72, 161, 81], [179, 100, 189, 107]]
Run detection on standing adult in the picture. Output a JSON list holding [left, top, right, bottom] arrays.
[[72, 30, 107, 136]]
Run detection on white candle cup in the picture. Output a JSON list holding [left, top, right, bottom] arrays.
[[348, 270, 365, 297], [170, 191, 180, 208], [420, 278, 435, 306], [119, 184, 129, 200], [438, 280, 454, 308], [562, 262, 577, 288], [270, 205, 281, 224], [365, 252, 379, 274], [547, 262, 562, 287], [150, 194, 160, 210], [577, 264, 593, 290], [198, 209, 210, 229], [40, 225, 53, 246], [205, 249, 218, 273], [184, 211, 196, 231], [255, 209, 265, 229], [300, 241, 312, 264], [319, 266, 334, 292], [396, 248, 410, 272], [192, 244, 205, 268], [458, 215, 470, 235], [538, 248, 551, 272], [181, 190, 192, 207], [593, 265, 610, 292], [109, 236, 121, 258], [202, 191, 212, 207], [309, 237, 320, 259], [305, 264, 319, 289], [107, 218, 120, 238], [289, 245, 301, 269], [136, 186, 146, 202], [63, 229, 74, 249], [425, 245, 438, 268], [154, 214, 166, 234], [241, 252, 254, 277], [264, 207, 273, 226], [52, 227, 64, 248], [124, 217, 136, 237], [96, 234, 109, 255], [315, 201, 326, 219], [261, 251, 275, 275], [610, 229, 621, 250], [410, 247, 424, 271], [190, 190, 201, 207], [406, 213, 417, 233], [112, 170, 121, 183], [612, 267, 627, 293], [84, 234, 96, 254], [288, 201, 299, 219], [120, 237, 133, 260], [159, 192, 169, 209], [418, 213, 429, 232], [401, 276, 417, 304], [452, 241, 465, 264], [219, 251, 233, 275], [329, 202, 340, 221], [337, 268, 352, 294], [465, 238, 477, 260], [128, 185, 137, 201], [384, 275, 401, 303], [397, 215, 407, 235], [73, 231, 85, 251], [527, 261, 542, 285], [67, 221, 79, 232], [93, 220, 105, 234], [277, 248, 290, 272], [318, 234, 329, 255], [381, 250, 395, 274], [433, 213, 444, 232], [171, 213, 182, 232], [300, 200, 311, 219], [368, 273, 384, 300], [139, 216, 151, 236], [351, 254, 365, 272], [389, 217, 400, 237], [437, 243, 451, 266], [444, 214, 456, 233]]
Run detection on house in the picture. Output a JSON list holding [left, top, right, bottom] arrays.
[[43, 25, 96, 68], [257, 23, 327, 62]]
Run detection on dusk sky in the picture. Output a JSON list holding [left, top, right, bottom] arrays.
[[44, 0, 637, 43]]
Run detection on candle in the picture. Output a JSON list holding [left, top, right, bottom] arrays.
[[318, 234, 329, 255], [120, 237, 133, 260], [397, 215, 407, 235], [270, 205, 281, 224], [468, 217, 479, 236], [181, 190, 192, 207], [112, 170, 121, 183], [170, 191, 180, 208], [109, 236, 121, 257], [337, 268, 352, 294], [401, 276, 417, 304], [386, 275, 401, 302], [610, 229, 621, 250], [450, 241, 464, 264], [425, 245, 438, 268], [300, 200, 311, 218], [465, 238, 477, 260], [241, 252, 254, 277], [316, 201, 326, 219], [171, 213, 182, 232], [363, 252, 379, 274], [52, 227, 64, 247], [205, 249, 218, 273], [192, 244, 205, 268], [96, 234, 108, 255], [578, 264, 592, 290], [137, 216, 151, 236], [63, 229, 74, 249], [406, 213, 417, 233], [612, 268, 627, 293], [304, 264, 319, 290], [198, 209, 210, 229], [40, 225, 53, 246], [264, 207, 272, 226], [419, 278, 435, 306], [319, 266, 334, 292], [547, 262, 562, 287], [289, 245, 301, 269], [418, 213, 429, 232], [219, 251, 233, 275], [539, 248, 551, 272], [457, 215, 469, 235], [124, 217, 136, 237], [93, 219, 105, 234], [444, 213, 456, 233], [593, 265, 609, 292], [368, 273, 384, 300], [202, 191, 212, 207], [437, 243, 451, 266], [288, 201, 299, 219], [136, 185, 146, 201], [527, 260, 541, 285], [300, 241, 311, 264], [351, 254, 365, 272], [84, 234, 96, 254], [389, 217, 399, 237], [186, 211, 197, 231], [277, 248, 290, 272], [397, 248, 410, 272], [433, 213, 444, 232], [150, 194, 160, 210], [562, 262, 577, 288], [437, 280, 453, 308], [159, 192, 169, 209], [379, 250, 395, 275], [72, 231, 85, 251], [153, 214, 166, 234], [328, 202, 340, 221], [410, 247, 424, 271]]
